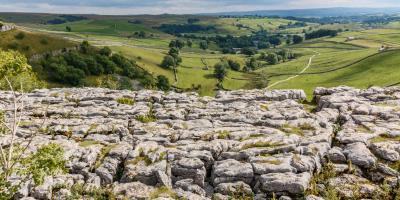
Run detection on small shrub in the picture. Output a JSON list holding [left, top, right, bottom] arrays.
[[6, 42, 19, 50], [150, 186, 178, 199], [22, 143, 67, 185], [67, 183, 114, 200], [217, 130, 231, 139], [14, 32, 25, 40], [79, 140, 100, 147], [280, 123, 304, 136], [94, 144, 117, 169], [21, 45, 31, 51], [241, 141, 283, 150], [136, 114, 156, 123], [40, 38, 49, 45], [116, 97, 135, 105], [135, 105, 156, 123]]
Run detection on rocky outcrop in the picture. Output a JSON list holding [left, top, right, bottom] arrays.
[[1, 86, 399, 199], [0, 23, 15, 32]]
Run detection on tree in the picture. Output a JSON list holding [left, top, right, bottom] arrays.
[[156, 75, 170, 91], [99, 47, 112, 56], [187, 40, 193, 47], [241, 47, 257, 56], [266, 53, 279, 65], [80, 41, 90, 54], [199, 40, 208, 50], [160, 55, 176, 69], [258, 42, 270, 49], [169, 40, 185, 49], [292, 35, 304, 44], [138, 31, 146, 38], [0, 50, 44, 91], [228, 60, 241, 71], [245, 57, 259, 71], [66, 26, 72, 32], [214, 61, 228, 81], [14, 32, 25, 40]]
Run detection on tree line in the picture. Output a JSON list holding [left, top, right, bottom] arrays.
[[37, 41, 170, 91]]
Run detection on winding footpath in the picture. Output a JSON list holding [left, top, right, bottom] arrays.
[[267, 50, 320, 89]]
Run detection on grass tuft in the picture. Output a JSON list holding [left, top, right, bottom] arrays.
[[116, 97, 135, 105]]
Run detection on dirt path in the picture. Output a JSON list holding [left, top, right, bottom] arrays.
[[267, 50, 320, 89]]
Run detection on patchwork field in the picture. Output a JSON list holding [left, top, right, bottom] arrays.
[[1, 12, 400, 98]]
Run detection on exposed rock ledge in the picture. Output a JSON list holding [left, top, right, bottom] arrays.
[[1, 86, 399, 199]]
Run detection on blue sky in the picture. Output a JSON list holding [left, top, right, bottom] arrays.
[[0, 0, 398, 14]]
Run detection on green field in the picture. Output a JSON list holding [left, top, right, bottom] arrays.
[[111, 45, 251, 96], [267, 49, 400, 96], [2, 12, 400, 97]]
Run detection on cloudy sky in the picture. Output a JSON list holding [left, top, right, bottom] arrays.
[[0, 0, 398, 15]]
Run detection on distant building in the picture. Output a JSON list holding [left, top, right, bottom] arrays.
[[379, 45, 387, 52], [0, 23, 15, 32]]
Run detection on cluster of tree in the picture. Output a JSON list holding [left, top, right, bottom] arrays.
[[128, 20, 143, 24], [282, 15, 400, 25], [260, 49, 299, 65], [38, 41, 167, 90], [305, 29, 340, 40], [182, 31, 288, 54], [157, 24, 215, 35], [46, 15, 87, 25], [187, 18, 200, 24], [128, 31, 150, 38], [244, 57, 261, 71], [161, 40, 184, 69], [161, 40, 185, 81], [278, 21, 307, 29]]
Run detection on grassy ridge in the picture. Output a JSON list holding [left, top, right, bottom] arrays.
[[0, 29, 75, 57], [269, 49, 400, 95]]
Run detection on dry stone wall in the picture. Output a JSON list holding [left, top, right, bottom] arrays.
[[0, 86, 399, 199]]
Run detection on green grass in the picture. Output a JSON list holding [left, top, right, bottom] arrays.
[[45, 19, 164, 37], [116, 97, 135, 105], [79, 140, 100, 147], [0, 29, 75, 57], [267, 49, 400, 96], [111, 45, 251, 96], [241, 141, 283, 150]]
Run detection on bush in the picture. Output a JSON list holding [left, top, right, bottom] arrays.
[[214, 61, 229, 81], [160, 55, 176, 69], [293, 35, 304, 44], [40, 38, 49, 45], [199, 40, 208, 50], [156, 75, 170, 91], [116, 97, 135, 105], [6, 42, 19, 50], [22, 143, 66, 185], [241, 47, 257, 56], [14, 32, 25, 40], [228, 60, 241, 71], [0, 50, 45, 91]]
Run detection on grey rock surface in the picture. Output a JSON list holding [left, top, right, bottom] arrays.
[[1, 86, 400, 199]]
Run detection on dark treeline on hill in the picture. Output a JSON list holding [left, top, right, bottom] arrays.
[[182, 30, 287, 52], [156, 24, 216, 34], [218, 14, 400, 25], [37, 41, 169, 90], [305, 29, 340, 40], [46, 15, 87, 25]]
